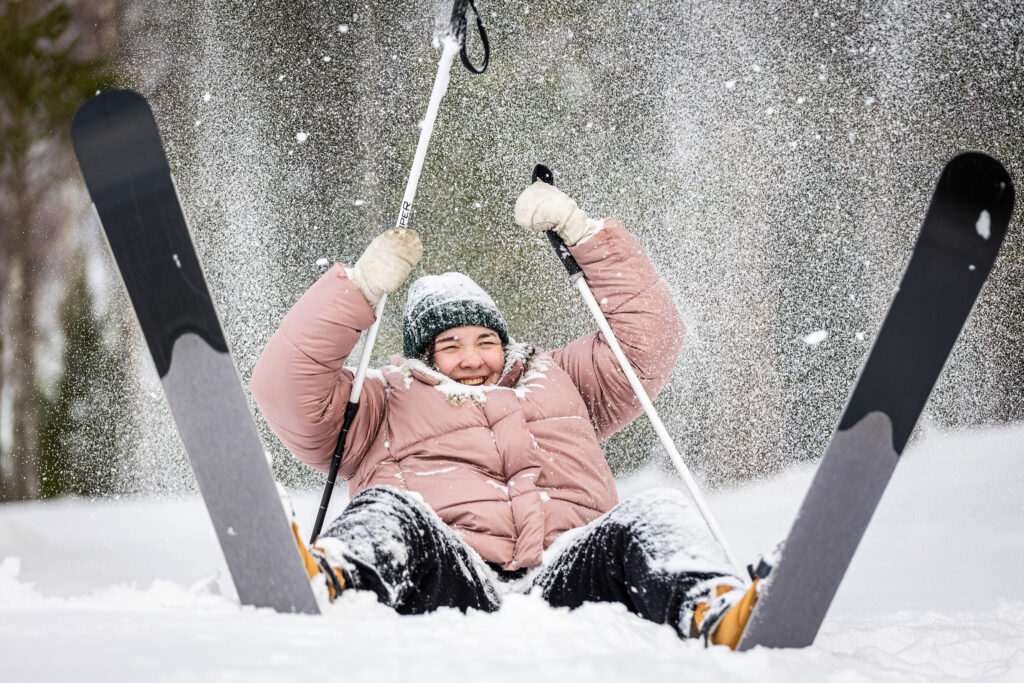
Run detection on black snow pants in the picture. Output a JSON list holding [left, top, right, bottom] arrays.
[[321, 485, 740, 636]]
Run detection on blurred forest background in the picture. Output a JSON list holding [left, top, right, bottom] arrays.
[[1, 0, 1022, 502]]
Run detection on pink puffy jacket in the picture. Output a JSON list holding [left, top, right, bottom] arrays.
[[249, 220, 685, 570]]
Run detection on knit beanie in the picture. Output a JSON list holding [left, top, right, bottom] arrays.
[[402, 272, 509, 358]]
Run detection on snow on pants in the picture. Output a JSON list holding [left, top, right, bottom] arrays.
[[320, 485, 740, 635]]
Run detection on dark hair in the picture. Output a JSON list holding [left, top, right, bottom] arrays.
[[418, 341, 436, 369]]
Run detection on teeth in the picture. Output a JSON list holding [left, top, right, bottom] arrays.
[[458, 377, 485, 385]]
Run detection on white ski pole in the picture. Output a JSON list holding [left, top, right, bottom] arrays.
[[531, 164, 745, 578], [311, 3, 490, 542]]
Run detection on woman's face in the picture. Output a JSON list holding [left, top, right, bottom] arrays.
[[431, 325, 505, 386]]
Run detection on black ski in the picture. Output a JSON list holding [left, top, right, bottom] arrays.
[[71, 89, 319, 615], [738, 151, 1014, 649]]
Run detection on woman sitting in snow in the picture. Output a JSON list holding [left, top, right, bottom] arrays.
[[249, 181, 759, 646]]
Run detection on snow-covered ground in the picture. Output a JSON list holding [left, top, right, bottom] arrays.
[[2, 423, 1022, 682]]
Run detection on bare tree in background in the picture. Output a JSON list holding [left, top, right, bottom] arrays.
[[0, 0, 111, 501]]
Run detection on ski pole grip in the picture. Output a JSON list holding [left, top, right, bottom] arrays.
[[310, 399, 361, 543], [532, 164, 583, 279]]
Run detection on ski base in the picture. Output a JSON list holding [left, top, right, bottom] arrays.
[[72, 89, 319, 615], [739, 152, 1014, 650]]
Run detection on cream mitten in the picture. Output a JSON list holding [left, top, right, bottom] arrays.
[[513, 181, 602, 246], [349, 228, 422, 306]]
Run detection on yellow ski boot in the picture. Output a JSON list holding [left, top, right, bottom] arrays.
[[292, 522, 347, 602]]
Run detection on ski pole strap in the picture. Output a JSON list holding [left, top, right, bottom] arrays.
[[450, 0, 490, 74], [310, 399, 361, 543], [532, 164, 583, 279]]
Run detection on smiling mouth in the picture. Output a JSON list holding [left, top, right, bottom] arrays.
[[457, 377, 486, 386]]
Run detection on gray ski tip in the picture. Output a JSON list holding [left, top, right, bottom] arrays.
[[162, 333, 320, 615], [738, 411, 898, 651]]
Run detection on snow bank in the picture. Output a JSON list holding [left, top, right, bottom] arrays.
[[2, 423, 1023, 682]]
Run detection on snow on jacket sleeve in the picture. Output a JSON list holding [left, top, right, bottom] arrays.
[[551, 219, 686, 441], [248, 264, 387, 478]]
